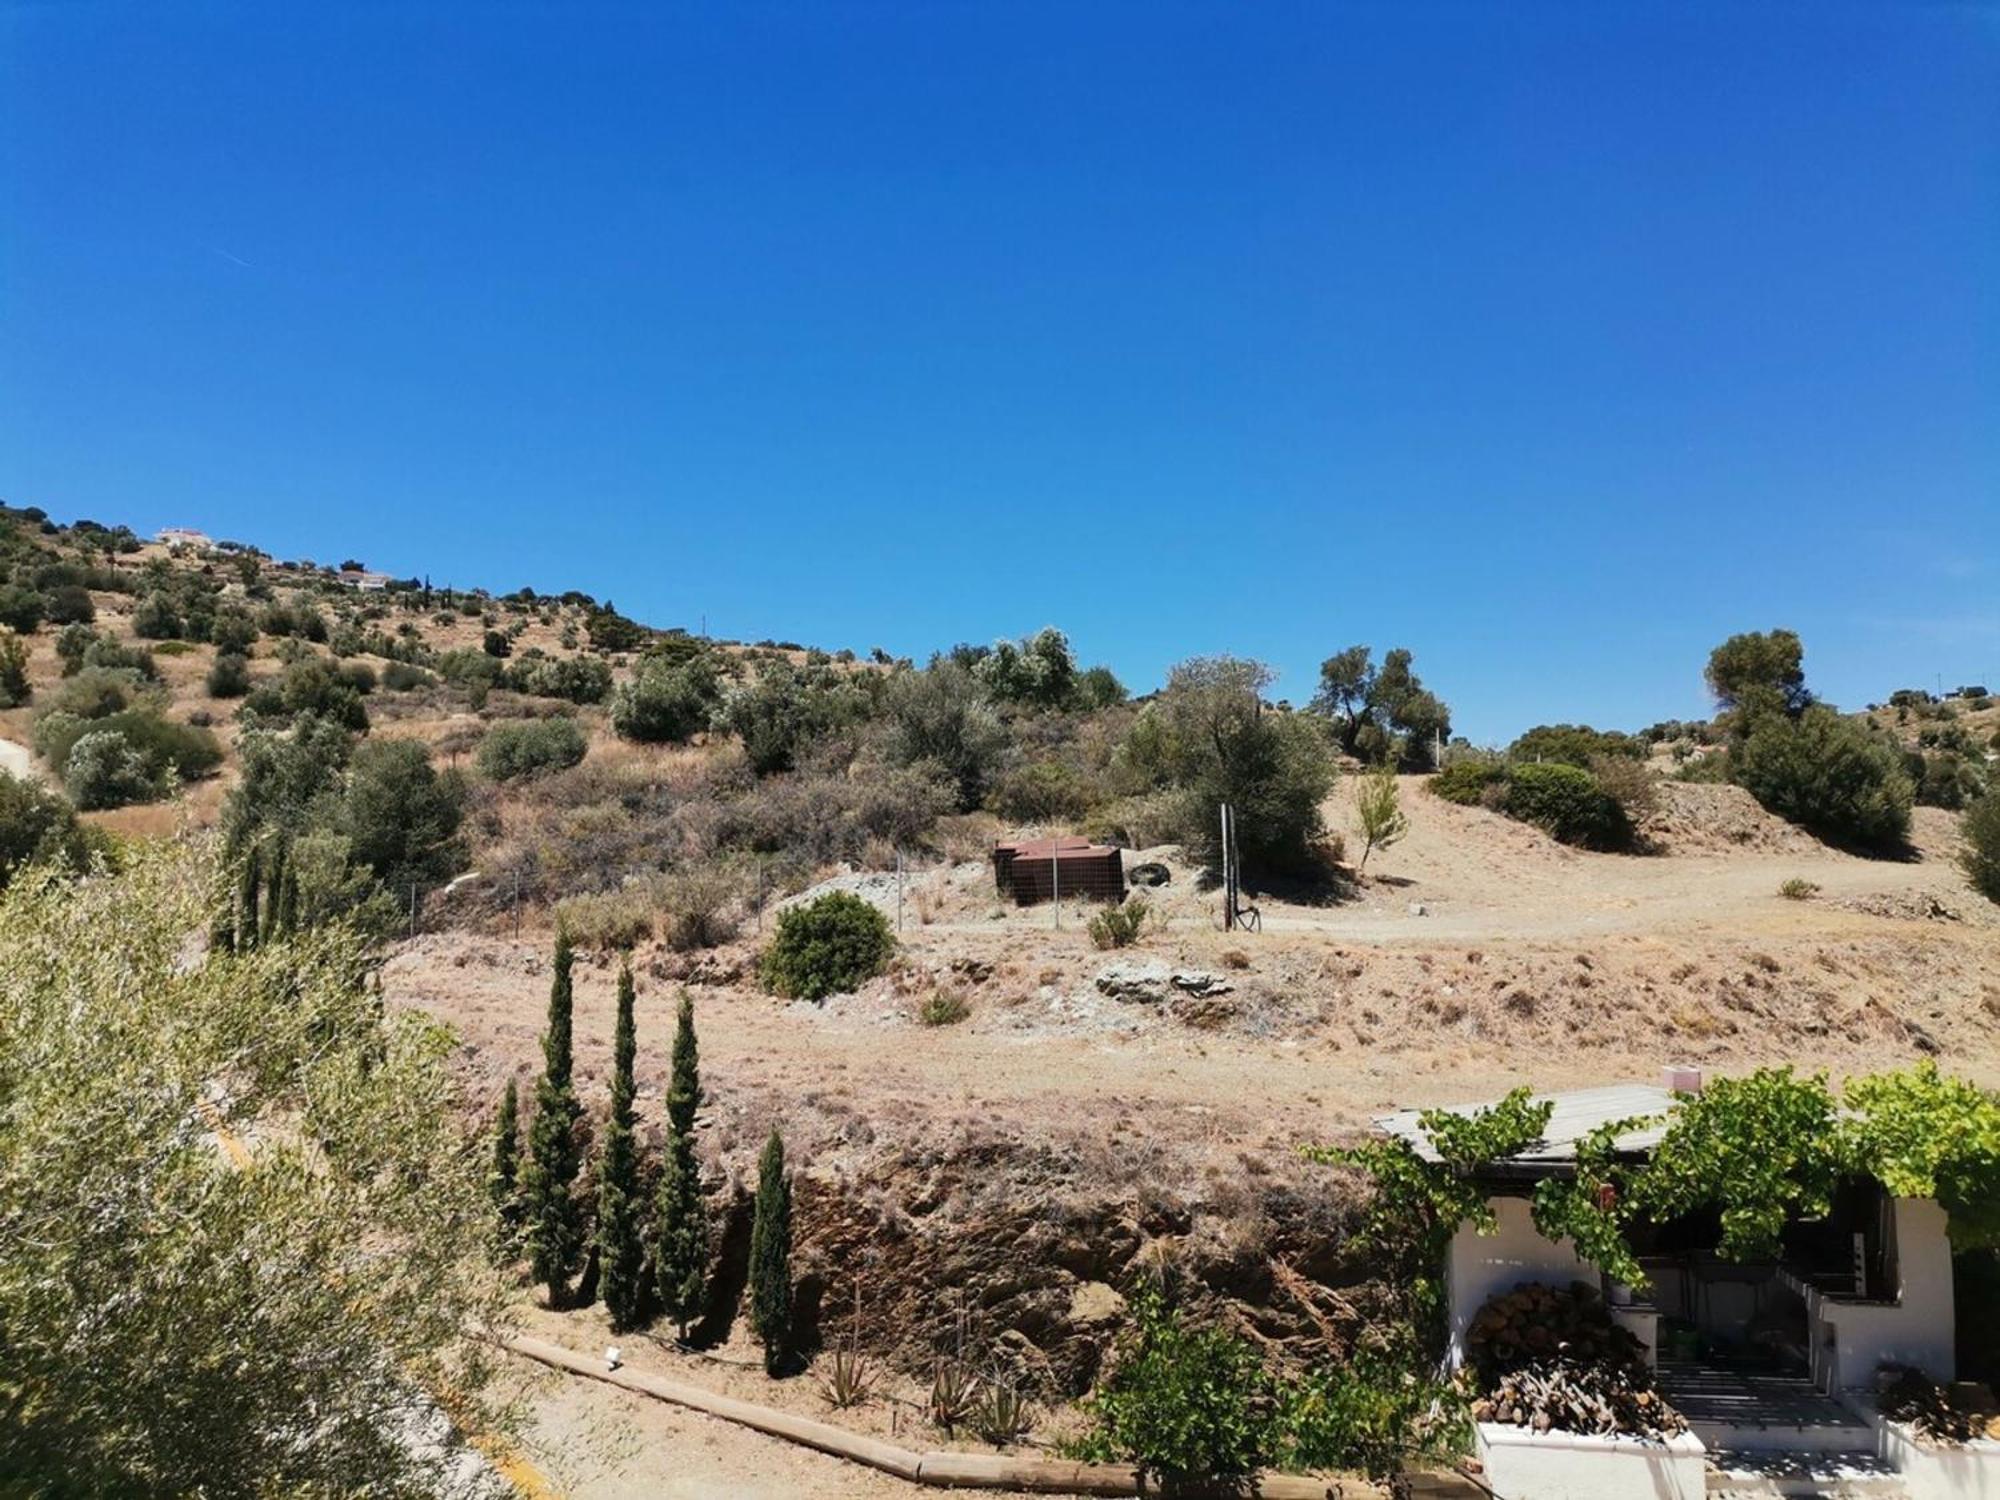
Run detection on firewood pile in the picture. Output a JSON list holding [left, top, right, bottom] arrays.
[[1881, 1368, 2000, 1443], [1465, 1282, 1687, 1440]]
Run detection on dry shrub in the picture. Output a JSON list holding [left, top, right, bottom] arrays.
[[555, 886, 655, 951], [657, 861, 745, 951], [1588, 753, 1659, 826]]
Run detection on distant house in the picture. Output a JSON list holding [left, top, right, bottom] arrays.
[[336, 569, 394, 592], [157, 527, 212, 552]]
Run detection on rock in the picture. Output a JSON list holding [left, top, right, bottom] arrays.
[[951, 957, 995, 984], [1067, 1281, 1126, 1329], [1094, 960, 1174, 1003], [1128, 862, 1172, 887], [1171, 993, 1239, 1030], [1169, 970, 1233, 998], [1407, 901, 1428, 917]]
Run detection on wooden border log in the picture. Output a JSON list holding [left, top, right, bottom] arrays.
[[501, 1332, 1480, 1499]]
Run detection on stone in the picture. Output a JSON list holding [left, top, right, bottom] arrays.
[[1094, 960, 1174, 1003], [1067, 1280, 1126, 1329]]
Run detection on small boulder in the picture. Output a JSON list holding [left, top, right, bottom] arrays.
[[1094, 960, 1173, 1003], [1067, 1280, 1126, 1329]]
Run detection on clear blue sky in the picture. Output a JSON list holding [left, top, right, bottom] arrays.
[[3, 3, 1995, 742]]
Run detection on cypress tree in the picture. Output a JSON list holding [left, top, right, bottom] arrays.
[[520, 931, 585, 1306], [277, 857, 300, 937], [596, 963, 645, 1331], [260, 842, 286, 944], [650, 993, 709, 1339], [488, 1078, 522, 1261], [748, 1126, 793, 1374]]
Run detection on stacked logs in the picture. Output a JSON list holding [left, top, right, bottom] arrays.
[[1465, 1282, 1687, 1440]]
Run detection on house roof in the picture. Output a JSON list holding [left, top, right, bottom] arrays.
[[1372, 1083, 1677, 1168]]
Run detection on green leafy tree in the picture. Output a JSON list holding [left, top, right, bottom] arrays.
[[521, 932, 586, 1305], [597, 963, 646, 1331], [610, 653, 720, 744], [882, 659, 1009, 809], [1960, 786, 2000, 905], [0, 771, 92, 891], [1120, 656, 1336, 878], [1311, 645, 1453, 769], [1354, 763, 1408, 870], [0, 844, 510, 1492], [1732, 705, 1912, 850], [1706, 628, 1810, 718], [717, 662, 869, 775], [748, 1127, 794, 1374], [339, 738, 468, 892], [1842, 1063, 2000, 1251], [0, 627, 29, 708], [489, 1078, 522, 1260]]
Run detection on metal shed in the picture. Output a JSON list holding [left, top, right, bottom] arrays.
[[992, 837, 1125, 906]]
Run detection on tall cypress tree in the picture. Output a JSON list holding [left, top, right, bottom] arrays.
[[597, 963, 645, 1331], [260, 841, 287, 944], [238, 844, 261, 953], [748, 1126, 793, 1374], [651, 993, 708, 1339], [488, 1078, 522, 1262], [520, 931, 585, 1306]]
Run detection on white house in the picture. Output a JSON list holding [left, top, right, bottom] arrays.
[[1374, 1075, 1990, 1498]]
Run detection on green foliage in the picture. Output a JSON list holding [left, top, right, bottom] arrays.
[[1632, 1067, 1842, 1262], [1274, 1347, 1467, 1482], [1304, 1088, 1553, 1347], [243, 655, 371, 731], [1311, 645, 1452, 769], [506, 652, 612, 704], [611, 652, 721, 744], [749, 1127, 794, 1374], [0, 845, 509, 1492], [1778, 877, 1820, 900], [917, 988, 971, 1025], [1733, 704, 1912, 850], [339, 738, 467, 892], [0, 628, 29, 708], [64, 729, 157, 810], [1087, 898, 1150, 950], [1354, 762, 1408, 870], [759, 890, 895, 1001], [1843, 1063, 2000, 1251], [1503, 762, 1631, 849], [42, 584, 94, 626], [1428, 759, 1505, 805], [476, 716, 588, 781], [0, 771, 92, 891], [130, 592, 183, 640], [1507, 723, 1646, 768], [883, 660, 1009, 809], [1961, 786, 2000, 904], [652, 995, 709, 1335], [0, 583, 45, 633], [597, 964, 646, 1332], [1076, 1284, 1271, 1482], [970, 627, 1099, 711], [990, 759, 1093, 822], [521, 932, 586, 1305], [718, 661, 870, 775], [40, 708, 223, 807], [1706, 628, 1810, 715], [205, 651, 252, 698], [1122, 656, 1337, 879]]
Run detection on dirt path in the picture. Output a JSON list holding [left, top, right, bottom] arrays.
[[0, 737, 36, 781]]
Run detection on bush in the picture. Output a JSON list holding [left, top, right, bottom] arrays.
[[554, 887, 656, 951], [611, 655, 719, 744], [883, 661, 1008, 809], [1428, 760, 1504, 806], [43, 584, 94, 626], [476, 718, 588, 782], [130, 593, 183, 640], [1077, 1286, 1270, 1482], [1088, 899, 1149, 950], [759, 890, 894, 1000], [1734, 705, 1912, 850], [0, 584, 45, 634], [1964, 788, 2000, 906], [63, 730, 159, 809], [0, 629, 29, 708], [1507, 724, 1646, 767], [1779, 878, 1820, 901], [38, 707, 223, 793], [990, 760, 1093, 823], [507, 653, 611, 705], [657, 861, 744, 951], [1588, 753, 1659, 827], [340, 739, 467, 892], [206, 652, 253, 698], [917, 988, 970, 1026], [0, 771, 91, 888], [380, 660, 434, 692], [1503, 762, 1631, 849]]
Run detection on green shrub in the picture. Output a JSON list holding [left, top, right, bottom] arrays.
[[42, 666, 157, 721], [1507, 723, 1646, 767], [1503, 762, 1631, 849], [38, 708, 222, 793], [0, 629, 29, 708], [1428, 760, 1504, 806], [759, 890, 894, 1000], [131, 593, 184, 640], [0, 771, 91, 888], [42, 585, 94, 626], [63, 730, 159, 809], [990, 760, 1093, 823], [0, 584, 45, 634], [1963, 788, 2000, 905], [380, 660, 432, 692], [1733, 705, 1912, 850], [917, 988, 970, 1026], [1778, 877, 1820, 901], [475, 718, 587, 782], [1274, 1350, 1466, 1481], [553, 887, 655, 951], [339, 739, 466, 892], [882, 661, 1008, 809], [506, 653, 612, 705], [1076, 1286, 1270, 1483], [206, 652, 253, 699], [611, 655, 719, 744], [1087, 899, 1149, 950], [657, 861, 744, 951]]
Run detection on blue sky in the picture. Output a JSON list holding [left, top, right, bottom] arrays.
[[3, 2, 1995, 742]]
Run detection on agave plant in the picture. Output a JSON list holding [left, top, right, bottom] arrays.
[[819, 1344, 876, 1410], [971, 1376, 1033, 1446], [928, 1358, 979, 1432]]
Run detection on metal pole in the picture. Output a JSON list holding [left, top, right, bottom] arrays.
[[896, 847, 904, 932], [1052, 837, 1060, 929]]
